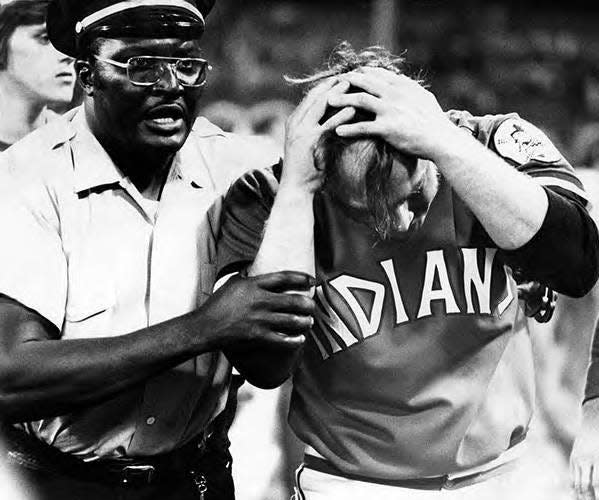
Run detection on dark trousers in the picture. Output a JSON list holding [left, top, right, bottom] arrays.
[[2, 378, 243, 500], [8, 463, 209, 500]]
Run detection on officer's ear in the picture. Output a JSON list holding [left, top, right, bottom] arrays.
[[75, 60, 95, 96]]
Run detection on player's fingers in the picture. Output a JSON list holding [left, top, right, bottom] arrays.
[[254, 270, 316, 292], [335, 120, 384, 138], [338, 70, 388, 97], [320, 106, 355, 132], [303, 80, 350, 124], [294, 77, 341, 119], [359, 67, 418, 88], [328, 91, 381, 114]]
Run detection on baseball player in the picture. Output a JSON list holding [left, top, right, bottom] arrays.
[[215, 43, 599, 499]]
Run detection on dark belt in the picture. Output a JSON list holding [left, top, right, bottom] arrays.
[[1, 422, 208, 487]]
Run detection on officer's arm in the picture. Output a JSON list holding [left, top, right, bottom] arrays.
[[0, 294, 211, 422], [0, 271, 313, 422]]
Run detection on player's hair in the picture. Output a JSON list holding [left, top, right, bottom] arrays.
[[287, 42, 422, 240], [0, 0, 50, 71]]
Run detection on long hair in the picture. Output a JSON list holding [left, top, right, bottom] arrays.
[[287, 42, 422, 239]]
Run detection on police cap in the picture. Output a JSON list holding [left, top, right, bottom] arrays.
[[47, 0, 215, 57]]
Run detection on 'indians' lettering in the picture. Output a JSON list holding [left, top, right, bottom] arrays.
[[312, 247, 513, 359]]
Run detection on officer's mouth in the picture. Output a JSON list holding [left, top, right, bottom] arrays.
[[143, 104, 186, 134]]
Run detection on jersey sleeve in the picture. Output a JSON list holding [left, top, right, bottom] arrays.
[[453, 111, 599, 297], [489, 115, 588, 207], [216, 164, 280, 280], [0, 172, 68, 331]]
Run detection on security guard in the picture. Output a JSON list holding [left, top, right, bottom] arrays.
[[0, 1, 313, 499]]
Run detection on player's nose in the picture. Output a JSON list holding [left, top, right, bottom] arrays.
[[395, 203, 415, 232]]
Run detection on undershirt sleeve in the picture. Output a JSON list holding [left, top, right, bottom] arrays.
[[499, 186, 599, 298], [584, 318, 599, 403]]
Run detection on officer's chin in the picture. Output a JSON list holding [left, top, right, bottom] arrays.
[[137, 126, 189, 154]]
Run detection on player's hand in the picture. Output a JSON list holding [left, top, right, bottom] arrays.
[[198, 271, 316, 352], [571, 399, 599, 500], [328, 67, 460, 161], [282, 77, 355, 193]]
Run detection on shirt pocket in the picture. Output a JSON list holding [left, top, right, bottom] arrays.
[[63, 253, 116, 339], [198, 262, 216, 300]]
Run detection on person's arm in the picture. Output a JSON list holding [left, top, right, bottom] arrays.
[[0, 271, 314, 422], [217, 78, 354, 387], [570, 318, 599, 499], [329, 67, 599, 296]]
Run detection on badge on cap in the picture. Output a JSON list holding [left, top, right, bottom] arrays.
[[494, 117, 563, 165]]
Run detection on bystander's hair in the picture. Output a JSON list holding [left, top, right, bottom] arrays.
[[0, 0, 49, 70]]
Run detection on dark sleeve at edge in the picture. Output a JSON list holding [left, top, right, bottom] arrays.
[[215, 166, 280, 280], [584, 318, 599, 403], [500, 187, 599, 298]]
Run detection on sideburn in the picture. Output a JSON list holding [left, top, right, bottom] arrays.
[[365, 141, 404, 240]]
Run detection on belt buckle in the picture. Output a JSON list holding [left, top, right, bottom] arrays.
[[121, 464, 156, 485]]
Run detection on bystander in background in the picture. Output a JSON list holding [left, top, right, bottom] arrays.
[[0, 0, 74, 152]]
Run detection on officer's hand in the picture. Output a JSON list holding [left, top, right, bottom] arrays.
[[571, 399, 599, 500], [282, 77, 354, 193], [199, 271, 315, 351], [328, 67, 458, 161]]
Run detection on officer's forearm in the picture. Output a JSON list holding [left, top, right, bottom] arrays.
[[0, 303, 218, 422]]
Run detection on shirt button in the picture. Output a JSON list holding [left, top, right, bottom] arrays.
[[146, 416, 156, 426]]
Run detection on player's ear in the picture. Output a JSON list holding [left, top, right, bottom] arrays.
[[75, 60, 94, 97]]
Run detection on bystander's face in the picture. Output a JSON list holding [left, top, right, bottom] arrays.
[[325, 140, 439, 240], [89, 37, 205, 155], [5, 24, 75, 105]]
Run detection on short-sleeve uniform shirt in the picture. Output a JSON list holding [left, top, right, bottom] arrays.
[[0, 107, 278, 460]]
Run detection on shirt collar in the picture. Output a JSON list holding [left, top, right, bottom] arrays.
[[71, 109, 125, 194], [171, 116, 227, 190], [72, 112, 225, 194]]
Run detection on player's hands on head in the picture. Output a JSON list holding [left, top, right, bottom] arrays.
[[329, 67, 460, 161], [199, 270, 315, 352], [570, 398, 599, 500], [282, 77, 355, 193]]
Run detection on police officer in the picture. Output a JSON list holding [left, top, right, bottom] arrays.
[[0, 1, 313, 499]]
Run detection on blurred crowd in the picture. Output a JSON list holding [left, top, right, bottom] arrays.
[[1, 1, 599, 500]]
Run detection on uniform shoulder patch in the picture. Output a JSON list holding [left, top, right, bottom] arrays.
[[493, 117, 563, 165]]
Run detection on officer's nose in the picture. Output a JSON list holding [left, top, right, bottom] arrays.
[[155, 64, 183, 92]]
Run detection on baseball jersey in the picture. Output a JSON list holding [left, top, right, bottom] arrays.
[[217, 111, 592, 479]]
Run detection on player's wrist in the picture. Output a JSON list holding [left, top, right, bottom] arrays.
[[426, 121, 472, 165], [278, 177, 319, 198]]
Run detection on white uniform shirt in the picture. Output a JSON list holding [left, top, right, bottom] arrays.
[[0, 107, 278, 460]]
